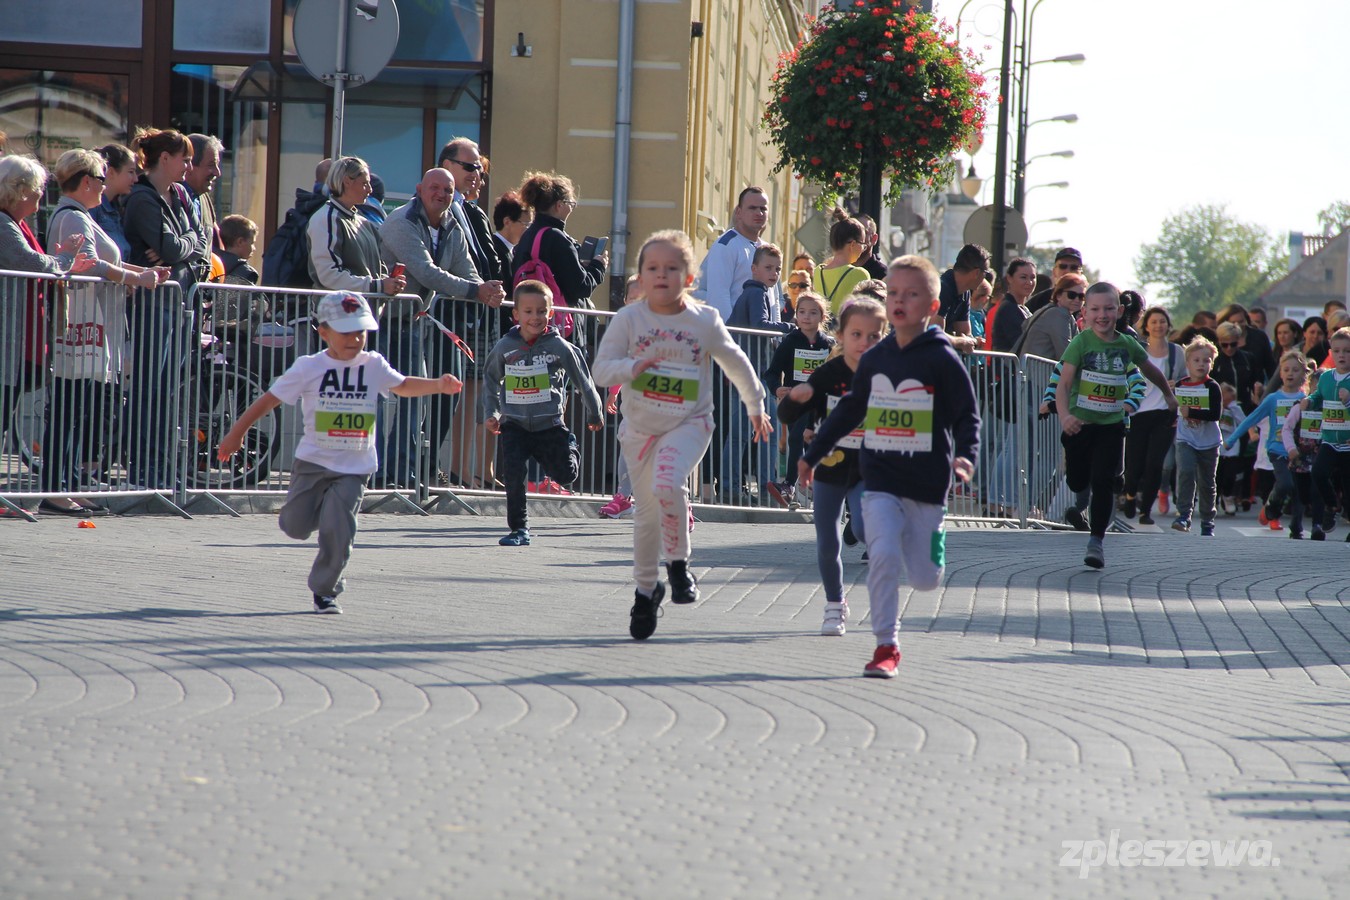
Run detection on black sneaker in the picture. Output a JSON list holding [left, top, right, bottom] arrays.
[[1119, 495, 1136, 519], [312, 593, 343, 614], [629, 582, 665, 640], [667, 560, 700, 604], [1289, 529, 1303, 540], [1138, 513, 1155, 526], [498, 528, 531, 546], [1312, 528, 1326, 541], [1065, 507, 1088, 531], [842, 515, 858, 546]]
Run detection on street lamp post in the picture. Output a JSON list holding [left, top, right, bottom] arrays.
[[991, 0, 1015, 279], [1013, 47, 1083, 212]]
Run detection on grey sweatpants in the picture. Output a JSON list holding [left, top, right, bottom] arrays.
[[1175, 443, 1219, 526], [862, 492, 947, 647], [278, 458, 367, 597]]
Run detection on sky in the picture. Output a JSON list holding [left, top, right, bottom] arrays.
[[929, 0, 1349, 297]]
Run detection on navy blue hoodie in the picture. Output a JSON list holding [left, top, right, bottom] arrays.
[[801, 326, 980, 504]]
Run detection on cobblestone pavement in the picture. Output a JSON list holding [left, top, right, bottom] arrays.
[[1, 511, 1347, 898]]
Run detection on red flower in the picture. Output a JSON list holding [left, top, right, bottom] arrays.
[[917, 137, 928, 146], [817, 86, 828, 96], [826, 116, 838, 126], [862, 101, 874, 111], [811, 156, 822, 166]]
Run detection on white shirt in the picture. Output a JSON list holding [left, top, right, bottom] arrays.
[[269, 349, 405, 474], [694, 228, 757, 321]]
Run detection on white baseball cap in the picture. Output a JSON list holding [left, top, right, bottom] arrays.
[[315, 291, 379, 333]]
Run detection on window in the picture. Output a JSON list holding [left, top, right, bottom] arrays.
[[0, 69, 130, 167], [0, 0, 142, 47], [174, 0, 271, 53], [283, 0, 484, 62]]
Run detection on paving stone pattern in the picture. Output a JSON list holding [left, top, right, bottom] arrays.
[[1, 514, 1347, 898]]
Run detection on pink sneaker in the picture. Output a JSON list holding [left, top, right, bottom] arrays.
[[599, 493, 633, 518], [863, 644, 901, 678], [536, 478, 573, 496]]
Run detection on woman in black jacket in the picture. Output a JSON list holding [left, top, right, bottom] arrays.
[[512, 172, 608, 348]]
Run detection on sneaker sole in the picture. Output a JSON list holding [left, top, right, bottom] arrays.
[[863, 666, 898, 679], [313, 604, 342, 614]]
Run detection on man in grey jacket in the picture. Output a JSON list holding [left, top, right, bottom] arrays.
[[377, 167, 506, 487]]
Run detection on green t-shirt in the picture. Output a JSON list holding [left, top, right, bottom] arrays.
[[1061, 329, 1149, 425]]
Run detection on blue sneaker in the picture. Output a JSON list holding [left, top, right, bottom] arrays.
[[1171, 517, 1191, 533], [498, 528, 531, 546]]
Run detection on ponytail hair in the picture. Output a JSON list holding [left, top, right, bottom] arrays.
[[130, 127, 192, 172], [827, 207, 865, 252]]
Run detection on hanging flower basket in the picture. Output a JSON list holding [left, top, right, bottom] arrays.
[[764, 0, 989, 207]]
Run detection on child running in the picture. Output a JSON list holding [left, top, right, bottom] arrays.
[[1283, 365, 1325, 538], [798, 257, 979, 678], [1308, 327, 1350, 538], [481, 280, 604, 546], [1170, 336, 1223, 535], [1055, 283, 1176, 568], [217, 292, 462, 613], [763, 291, 835, 508], [593, 230, 770, 640], [1223, 349, 1309, 536], [598, 274, 643, 519], [778, 295, 885, 636]]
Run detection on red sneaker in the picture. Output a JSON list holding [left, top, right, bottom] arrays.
[[1257, 507, 1269, 526], [537, 478, 573, 496], [863, 644, 901, 679], [1156, 491, 1170, 515], [1269, 517, 1283, 531]]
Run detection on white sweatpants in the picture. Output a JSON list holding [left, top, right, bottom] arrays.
[[862, 491, 947, 646], [620, 415, 714, 593]]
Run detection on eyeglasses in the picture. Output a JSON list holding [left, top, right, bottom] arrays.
[[1219, 342, 1239, 349], [560, 199, 578, 208], [787, 282, 808, 289], [84, 172, 106, 183], [1063, 290, 1085, 300], [444, 159, 484, 173]]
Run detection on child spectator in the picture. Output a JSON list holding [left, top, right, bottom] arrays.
[[1216, 383, 1245, 515], [214, 214, 268, 329], [722, 243, 789, 504], [593, 230, 769, 641], [481, 280, 604, 546], [1225, 350, 1309, 535], [798, 257, 980, 678], [778, 296, 885, 635], [1170, 337, 1223, 535], [218, 215, 260, 284], [1308, 327, 1350, 537], [1055, 283, 1177, 568], [217, 292, 462, 613], [762, 291, 834, 509], [599, 274, 642, 519]]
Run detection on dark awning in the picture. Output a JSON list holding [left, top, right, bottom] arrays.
[[230, 61, 482, 109]]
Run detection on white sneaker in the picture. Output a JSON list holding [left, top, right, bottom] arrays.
[[821, 600, 847, 636]]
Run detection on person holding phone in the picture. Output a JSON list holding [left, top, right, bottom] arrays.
[[512, 171, 608, 349]]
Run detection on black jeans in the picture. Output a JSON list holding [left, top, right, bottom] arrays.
[[1062, 420, 1126, 538], [1122, 409, 1174, 514], [500, 422, 579, 530]]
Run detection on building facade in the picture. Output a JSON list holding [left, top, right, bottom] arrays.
[[0, 0, 807, 308]]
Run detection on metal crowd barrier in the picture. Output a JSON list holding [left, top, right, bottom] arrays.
[[1, 269, 191, 520], [2, 266, 1071, 529]]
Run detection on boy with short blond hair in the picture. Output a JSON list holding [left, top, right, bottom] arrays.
[[1171, 336, 1223, 535], [798, 255, 980, 678]]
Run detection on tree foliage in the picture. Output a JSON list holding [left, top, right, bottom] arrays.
[[1134, 204, 1280, 321], [1316, 200, 1350, 235], [764, 1, 988, 208]]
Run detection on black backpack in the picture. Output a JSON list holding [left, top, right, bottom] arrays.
[[261, 190, 325, 288]]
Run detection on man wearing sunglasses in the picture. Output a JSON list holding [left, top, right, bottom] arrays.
[[1027, 246, 1084, 313]]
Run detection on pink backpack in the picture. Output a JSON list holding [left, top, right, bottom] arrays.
[[513, 227, 575, 338]]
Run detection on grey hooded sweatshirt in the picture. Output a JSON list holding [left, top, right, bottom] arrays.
[[480, 325, 604, 432]]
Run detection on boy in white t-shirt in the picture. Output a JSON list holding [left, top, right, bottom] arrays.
[[218, 292, 462, 613]]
